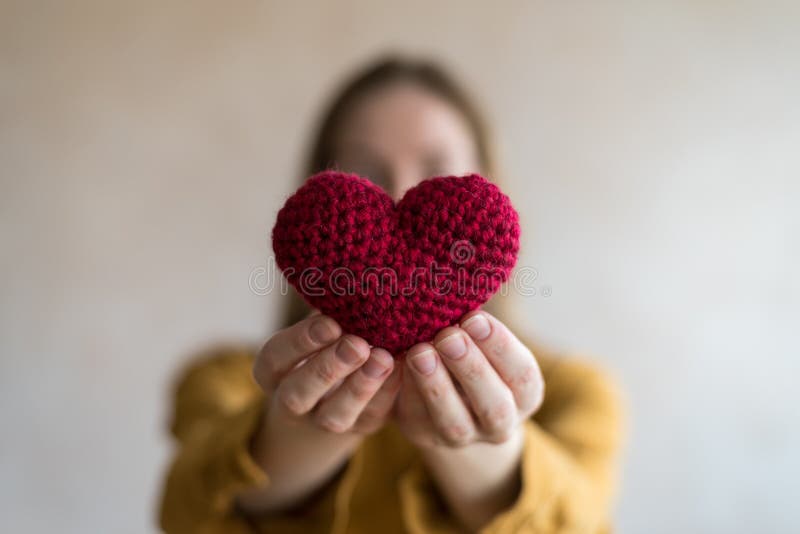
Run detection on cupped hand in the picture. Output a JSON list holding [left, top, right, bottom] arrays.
[[253, 313, 400, 435], [240, 314, 399, 513], [395, 310, 544, 449]]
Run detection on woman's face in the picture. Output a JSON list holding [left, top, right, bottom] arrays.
[[334, 82, 481, 201]]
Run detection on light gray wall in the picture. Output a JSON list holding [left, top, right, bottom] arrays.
[[1, 1, 798, 532]]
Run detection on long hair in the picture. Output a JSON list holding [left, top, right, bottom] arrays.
[[281, 54, 509, 329]]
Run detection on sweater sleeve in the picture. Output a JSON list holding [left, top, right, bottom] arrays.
[[397, 353, 625, 534], [157, 346, 353, 534]]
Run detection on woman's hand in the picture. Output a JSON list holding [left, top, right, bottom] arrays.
[[254, 313, 399, 435], [238, 313, 399, 514], [396, 310, 544, 448], [394, 310, 544, 530]]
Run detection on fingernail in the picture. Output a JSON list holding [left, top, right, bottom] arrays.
[[436, 333, 467, 359], [409, 349, 437, 375], [461, 314, 491, 341], [309, 317, 338, 344], [362, 351, 392, 379], [336, 336, 365, 365]]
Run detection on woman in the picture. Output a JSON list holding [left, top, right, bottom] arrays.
[[159, 56, 623, 533]]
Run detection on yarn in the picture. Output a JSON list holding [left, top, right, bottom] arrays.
[[272, 171, 520, 355]]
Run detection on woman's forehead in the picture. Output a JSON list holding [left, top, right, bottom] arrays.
[[336, 83, 477, 158]]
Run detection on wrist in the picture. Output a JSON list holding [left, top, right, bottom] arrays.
[[416, 423, 525, 531], [237, 396, 362, 514]]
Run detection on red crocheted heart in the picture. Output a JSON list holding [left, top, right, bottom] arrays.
[[272, 171, 520, 355]]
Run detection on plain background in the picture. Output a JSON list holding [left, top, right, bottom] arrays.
[[1, 1, 798, 532]]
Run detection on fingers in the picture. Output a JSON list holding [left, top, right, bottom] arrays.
[[395, 364, 443, 448], [313, 347, 395, 433], [254, 314, 341, 390], [404, 343, 477, 447], [352, 364, 402, 434], [274, 334, 370, 416], [459, 311, 544, 416], [433, 327, 517, 443]]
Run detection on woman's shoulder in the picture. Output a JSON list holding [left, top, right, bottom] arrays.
[[173, 343, 257, 383], [525, 338, 616, 386], [500, 310, 619, 396], [520, 336, 624, 433], [167, 343, 261, 441]]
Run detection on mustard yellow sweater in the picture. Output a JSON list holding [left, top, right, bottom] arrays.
[[158, 342, 623, 533]]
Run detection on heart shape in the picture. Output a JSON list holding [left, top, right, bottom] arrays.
[[272, 171, 520, 355]]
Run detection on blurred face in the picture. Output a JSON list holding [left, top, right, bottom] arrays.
[[333, 82, 481, 201]]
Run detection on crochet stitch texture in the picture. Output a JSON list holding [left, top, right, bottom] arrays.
[[272, 171, 520, 355]]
